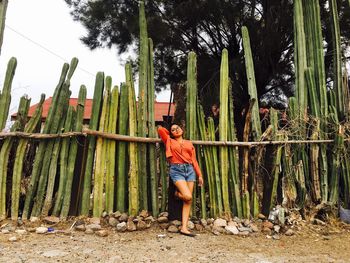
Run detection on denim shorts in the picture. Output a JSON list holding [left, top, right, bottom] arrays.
[[169, 163, 196, 183]]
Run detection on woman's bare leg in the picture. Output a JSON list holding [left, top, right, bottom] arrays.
[[174, 181, 194, 233]]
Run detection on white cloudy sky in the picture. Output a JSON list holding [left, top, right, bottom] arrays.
[[0, 0, 170, 116]]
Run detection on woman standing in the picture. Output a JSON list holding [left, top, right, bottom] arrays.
[[158, 124, 203, 237]]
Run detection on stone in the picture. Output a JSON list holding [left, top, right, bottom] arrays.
[[261, 227, 272, 235], [238, 231, 250, 236], [250, 224, 259, 232], [258, 213, 266, 220], [85, 228, 94, 235], [273, 225, 281, 233], [15, 229, 27, 235], [139, 210, 149, 218], [119, 213, 129, 222], [225, 225, 239, 235], [8, 236, 17, 242], [285, 229, 294, 236], [36, 227, 48, 234], [89, 217, 101, 225], [43, 216, 60, 225], [227, 221, 238, 227], [137, 220, 147, 230], [1, 229, 10, 234], [113, 211, 122, 219], [167, 225, 179, 233], [313, 218, 326, 226], [238, 227, 253, 233], [27, 227, 36, 233], [272, 234, 281, 240], [170, 220, 182, 227], [159, 212, 168, 218], [109, 217, 119, 227], [213, 218, 227, 227], [195, 224, 204, 232], [212, 225, 225, 234], [30, 217, 39, 222], [262, 221, 274, 229], [126, 220, 136, 231], [242, 219, 250, 227], [102, 211, 108, 218], [86, 224, 101, 231], [145, 216, 155, 223], [200, 219, 207, 226], [204, 225, 212, 232], [42, 250, 69, 257], [206, 218, 215, 225], [157, 216, 168, 223], [233, 217, 241, 224], [187, 221, 195, 230], [96, 230, 108, 237], [117, 222, 127, 232], [159, 223, 170, 229], [75, 225, 86, 232]]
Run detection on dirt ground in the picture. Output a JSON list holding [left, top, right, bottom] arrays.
[[1, 220, 350, 263]]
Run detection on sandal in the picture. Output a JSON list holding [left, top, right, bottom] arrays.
[[180, 230, 196, 237]]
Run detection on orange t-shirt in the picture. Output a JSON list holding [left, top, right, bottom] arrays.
[[157, 126, 202, 178]]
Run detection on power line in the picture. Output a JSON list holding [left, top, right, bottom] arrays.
[[5, 24, 96, 77]]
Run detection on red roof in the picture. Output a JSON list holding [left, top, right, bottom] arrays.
[[13, 97, 175, 123]]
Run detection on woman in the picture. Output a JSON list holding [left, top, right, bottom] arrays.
[[158, 123, 204, 237]]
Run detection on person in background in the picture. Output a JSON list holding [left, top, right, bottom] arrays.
[[158, 123, 204, 237]]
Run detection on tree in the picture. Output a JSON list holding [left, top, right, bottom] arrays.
[[65, 0, 350, 114]]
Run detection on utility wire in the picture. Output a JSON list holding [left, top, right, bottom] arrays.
[[5, 24, 96, 77]]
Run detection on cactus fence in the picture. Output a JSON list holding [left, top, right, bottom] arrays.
[[0, 0, 350, 221]]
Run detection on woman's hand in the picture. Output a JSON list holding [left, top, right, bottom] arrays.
[[198, 176, 204, 187]]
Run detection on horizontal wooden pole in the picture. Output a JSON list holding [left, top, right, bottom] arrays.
[[0, 128, 348, 147]]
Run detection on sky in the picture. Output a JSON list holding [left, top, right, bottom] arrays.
[[0, 0, 171, 119]]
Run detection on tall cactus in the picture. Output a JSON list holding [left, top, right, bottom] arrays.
[[60, 85, 86, 218], [116, 83, 129, 212], [126, 63, 139, 216], [0, 96, 30, 219], [218, 49, 230, 215], [0, 57, 17, 131], [11, 94, 45, 220], [138, 0, 149, 211], [93, 77, 111, 217], [147, 38, 159, 216], [329, 0, 343, 120], [106, 85, 119, 214], [81, 72, 104, 216], [0, 0, 8, 55], [22, 62, 70, 219]]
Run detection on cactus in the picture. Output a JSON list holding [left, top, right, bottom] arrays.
[[329, 0, 343, 120], [10, 94, 45, 220], [138, 0, 149, 211], [81, 72, 104, 216], [93, 77, 111, 217], [0, 0, 8, 55], [218, 49, 230, 215], [105, 85, 119, 214], [0, 96, 30, 219], [60, 85, 86, 218], [0, 57, 17, 130], [159, 145, 168, 212], [126, 63, 139, 216], [147, 38, 159, 216], [22, 61, 71, 219], [116, 83, 129, 212]]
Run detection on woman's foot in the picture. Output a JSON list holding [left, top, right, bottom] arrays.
[[180, 228, 196, 237]]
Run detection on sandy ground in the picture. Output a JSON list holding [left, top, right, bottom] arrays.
[[1, 221, 350, 263]]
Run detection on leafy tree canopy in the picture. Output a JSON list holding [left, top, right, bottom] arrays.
[[65, 0, 350, 111]]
